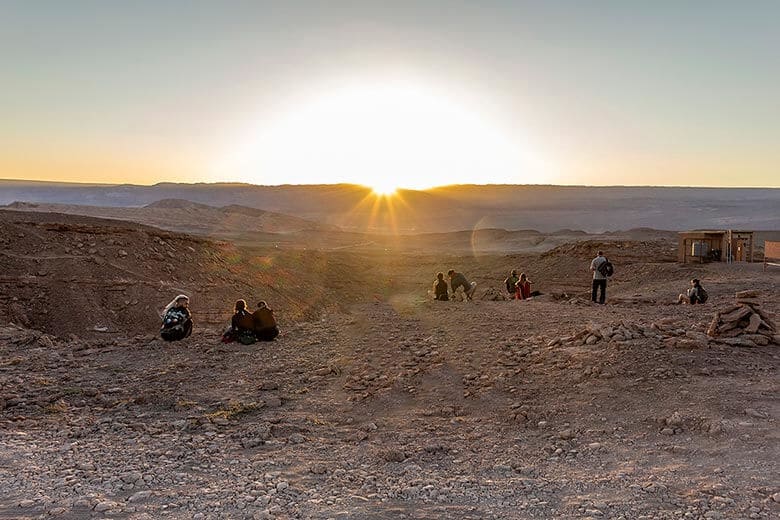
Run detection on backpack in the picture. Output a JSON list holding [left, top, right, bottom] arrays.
[[598, 259, 614, 278], [505, 277, 514, 293], [161, 324, 186, 342], [237, 329, 257, 345], [697, 287, 708, 304]]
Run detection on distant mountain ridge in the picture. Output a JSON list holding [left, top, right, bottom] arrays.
[[1, 180, 778, 232], [3, 198, 333, 237]]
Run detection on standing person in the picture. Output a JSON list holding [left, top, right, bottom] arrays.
[[448, 269, 477, 300], [590, 250, 608, 304], [515, 273, 532, 300], [433, 272, 449, 301], [504, 270, 519, 297], [160, 294, 193, 341], [252, 301, 279, 341]]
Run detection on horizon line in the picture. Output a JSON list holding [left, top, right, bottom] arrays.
[[0, 178, 778, 190]]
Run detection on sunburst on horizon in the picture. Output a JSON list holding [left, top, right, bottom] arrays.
[[220, 79, 546, 191]]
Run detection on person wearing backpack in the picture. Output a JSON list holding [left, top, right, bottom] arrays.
[[678, 278, 708, 304], [589, 250, 610, 304], [160, 294, 193, 341], [504, 270, 519, 298]]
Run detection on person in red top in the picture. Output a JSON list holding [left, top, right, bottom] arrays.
[[515, 273, 532, 300]]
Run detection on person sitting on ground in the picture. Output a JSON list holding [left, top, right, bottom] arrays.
[[160, 294, 192, 341], [448, 269, 477, 300], [223, 299, 256, 344], [504, 270, 519, 297], [433, 272, 449, 301], [515, 273, 543, 300], [252, 300, 280, 341], [678, 278, 708, 304], [515, 273, 532, 300]]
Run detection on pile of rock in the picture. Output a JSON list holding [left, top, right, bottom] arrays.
[[706, 290, 779, 347], [547, 320, 663, 347], [480, 287, 507, 301]]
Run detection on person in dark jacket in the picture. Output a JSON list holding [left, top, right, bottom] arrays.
[[678, 278, 706, 304], [160, 294, 192, 341], [221, 299, 257, 344], [252, 301, 279, 341], [448, 269, 477, 300], [504, 270, 519, 297], [433, 272, 449, 301], [231, 299, 254, 331]]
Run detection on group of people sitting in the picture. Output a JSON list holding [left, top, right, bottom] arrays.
[[159, 295, 279, 344], [433, 270, 478, 301], [223, 299, 279, 344], [503, 269, 540, 300]]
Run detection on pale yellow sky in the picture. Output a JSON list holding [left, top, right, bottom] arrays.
[[2, 2, 779, 188]]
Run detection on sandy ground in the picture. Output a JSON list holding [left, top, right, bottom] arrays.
[[1, 210, 779, 519]]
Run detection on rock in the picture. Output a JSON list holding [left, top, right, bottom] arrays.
[[276, 481, 289, 492], [718, 337, 758, 348], [742, 334, 770, 346], [660, 428, 675, 435], [288, 433, 305, 444], [128, 491, 152, 503], [585, 335, 598, 345], [264, 396, 282, 408], [381, 449, 406, 462], [558, 429, 575, 440], [771, 492, 780, 502], [94, 501, 119, 512], [745, 313, 763, 334], [676, 339, 705, 349], [720, 306, 752, 324], [744, 408, 767, 419], [735, 289, 760, 299]]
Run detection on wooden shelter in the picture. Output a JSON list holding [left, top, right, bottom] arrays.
[[678, 230, 754, 264]]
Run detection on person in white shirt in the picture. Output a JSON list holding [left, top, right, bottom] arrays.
[[589, 250, 608, 304]]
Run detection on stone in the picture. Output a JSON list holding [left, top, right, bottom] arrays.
[[745, 313, 763, 334], [720, 306, 752, 324], [558, 429, 575, 440], [742, 334, 770, 346], [735, 289, 760, 299], [718, 337, 758, 348], [94, 501, 118, 512], [128, 491, 152, 503]]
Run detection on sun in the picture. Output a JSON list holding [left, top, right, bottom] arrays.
[[369, 180, 398, 196], [220, 79, 546, 188]]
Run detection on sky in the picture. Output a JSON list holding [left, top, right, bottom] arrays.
[[1, 0, 779, 189]]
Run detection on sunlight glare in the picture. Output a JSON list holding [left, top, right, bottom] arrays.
[[222, 80, 545, 188]]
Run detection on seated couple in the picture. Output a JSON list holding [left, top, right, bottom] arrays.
[[223, 299, 279, 344]]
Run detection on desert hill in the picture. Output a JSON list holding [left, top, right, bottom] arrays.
[[2, 179, 778, 232], [1, 210, 779, 518], [4, 199, 334, 239]]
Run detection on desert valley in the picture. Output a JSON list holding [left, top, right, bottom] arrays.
[[1, 183, 778, 519]]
